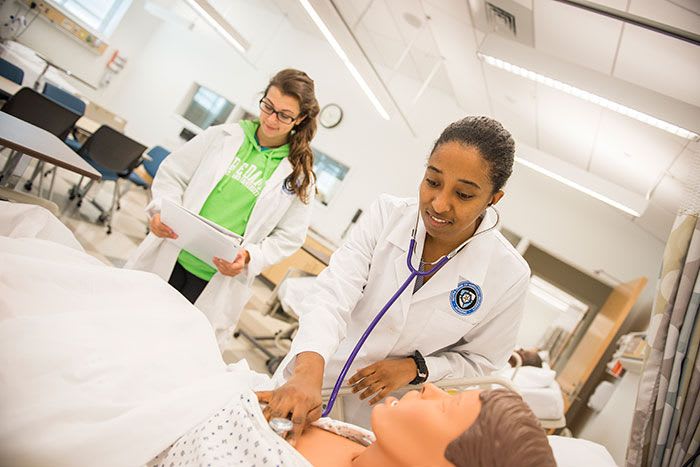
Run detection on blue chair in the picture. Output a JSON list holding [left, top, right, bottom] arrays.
[[23, 83, 88, 193], [128, 145, 170, 189], [0, 57, 23, 84], [0, 58, 23, 101], [42, 82, 86, 115]]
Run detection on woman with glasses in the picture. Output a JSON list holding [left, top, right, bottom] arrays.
[[126, 69, 320, 349]]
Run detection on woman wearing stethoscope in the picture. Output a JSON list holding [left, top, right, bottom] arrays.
[[257, 116, 531, 443], [125, 69, 320, 348]]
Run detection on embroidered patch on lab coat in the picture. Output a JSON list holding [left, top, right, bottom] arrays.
[[450, 281, 482, 316], [281, 180, 294, 194]]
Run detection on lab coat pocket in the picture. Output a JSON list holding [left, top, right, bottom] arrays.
[[422, 307, 482, 349]]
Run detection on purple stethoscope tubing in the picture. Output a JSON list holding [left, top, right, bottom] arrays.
[[321, 208, 500, 417]]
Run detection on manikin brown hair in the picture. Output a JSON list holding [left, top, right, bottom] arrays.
[[445, 390, 556, 467], [264, 69, 320, 204]]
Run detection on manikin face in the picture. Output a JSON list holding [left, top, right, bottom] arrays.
[[418, 142, 504, 249], [371, 384, 482, 466], [258, 85, 303, 141]]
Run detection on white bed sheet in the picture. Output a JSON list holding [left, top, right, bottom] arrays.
[[0, 203, 275, 467], [548, 436, 618, 466]]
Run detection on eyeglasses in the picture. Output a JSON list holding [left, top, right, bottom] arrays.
[[259, 98, 299, 125]]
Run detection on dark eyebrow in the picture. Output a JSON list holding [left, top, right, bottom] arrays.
[[263, 97, 295, 114], [426, 165, 481, 190]]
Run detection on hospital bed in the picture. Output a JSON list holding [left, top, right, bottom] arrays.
[[0, 202, 607, 467]]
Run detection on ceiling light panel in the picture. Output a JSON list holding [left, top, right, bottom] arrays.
[[516, 143, 649, 217], [478, 35, 700, 140], [299, 0, 393, 120]]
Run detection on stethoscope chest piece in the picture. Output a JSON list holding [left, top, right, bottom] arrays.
[[269, 417, 294, 435]]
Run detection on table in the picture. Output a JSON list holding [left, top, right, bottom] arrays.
[[0, 111, 100, 188]]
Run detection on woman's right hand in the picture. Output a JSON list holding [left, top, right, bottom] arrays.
[[149, 213, 178, 239], [256, 352, 324, 446]]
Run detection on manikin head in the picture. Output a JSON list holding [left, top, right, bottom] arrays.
[[368, 384, 555, 467], [509, 348, 544, 368]]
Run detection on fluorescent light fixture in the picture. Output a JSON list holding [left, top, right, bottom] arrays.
[[478, 52, 697, 140], [477, 35, 700, 141], [298, 0, 390, 120], [514, 148, 646, 217], [184, 0, 249, 53], [529, 282, 571, 312]]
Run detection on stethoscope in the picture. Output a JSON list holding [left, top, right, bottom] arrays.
[[320, 205, 501, 417]]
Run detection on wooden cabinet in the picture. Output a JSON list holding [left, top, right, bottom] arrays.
[[556, 277, 647, 412], [260, 233, 334, 286]]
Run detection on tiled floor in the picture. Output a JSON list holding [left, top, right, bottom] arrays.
[[2, 154, 292, 376]]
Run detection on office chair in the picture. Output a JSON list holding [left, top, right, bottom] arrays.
[[1, 87, 80, 136], [0, 88, 81, 189], [128, 145, 170, 189], [68, 125, 146, 234], [23, 83, 88, 194], [0, 58, 23, 101], [41, 82, 86, 115]]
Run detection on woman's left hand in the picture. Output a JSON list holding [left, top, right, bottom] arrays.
[[348, 358, 418, 405], [213, 249, 250, 277]]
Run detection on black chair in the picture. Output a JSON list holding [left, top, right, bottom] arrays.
[[0, 88, 81, 188], [69, 125, 146, 234], [1, 87, 80, 138], [23, 83, 88, 194]]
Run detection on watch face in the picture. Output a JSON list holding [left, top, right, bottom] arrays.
[[320, 104, 343, 128]]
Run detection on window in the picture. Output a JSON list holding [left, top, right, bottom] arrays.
[[50, 0, 132, 37], [313, 149, 349, 206], [182, 85, 235, 130]]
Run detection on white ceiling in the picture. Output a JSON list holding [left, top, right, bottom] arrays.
[[221, 0, 699, 243]]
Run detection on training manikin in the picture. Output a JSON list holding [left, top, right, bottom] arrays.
[[150, 383, 556, 467]]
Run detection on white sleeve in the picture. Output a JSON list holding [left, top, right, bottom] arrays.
[[283, 197, 387, 367], [424, 272, 530, 382], [146, 127, 219, 217], [245, 188, 315, 278]]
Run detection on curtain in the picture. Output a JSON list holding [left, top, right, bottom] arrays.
[[627, 148, 700, 467]]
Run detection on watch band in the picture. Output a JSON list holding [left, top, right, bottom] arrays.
[[409, 350, 428, 385]]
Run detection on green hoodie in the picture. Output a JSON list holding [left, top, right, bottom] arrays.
[[177, 120, 289, 281]]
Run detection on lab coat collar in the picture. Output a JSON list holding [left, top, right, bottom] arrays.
[[411, 207, 498, 307], [259, 157, 292, 199], [387, 200, 422, 252]]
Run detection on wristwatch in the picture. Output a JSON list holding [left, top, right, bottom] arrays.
[[409, 350, 428, 385]]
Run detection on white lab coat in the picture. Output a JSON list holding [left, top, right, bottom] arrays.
[[274, 194, 530, 425], [125, 124, 314, 341]]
